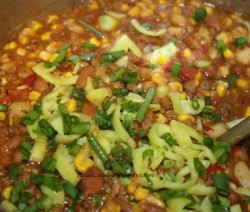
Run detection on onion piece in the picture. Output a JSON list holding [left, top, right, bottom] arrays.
[[105, 10, 126, 20], [131, 19, 167, 37], [98, 15, 119, 31]]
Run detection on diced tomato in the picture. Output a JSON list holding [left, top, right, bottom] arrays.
[[163, 60, 174, 72], [206, 164, 224, 177], [0, 94, 9, 104], [203, 125, 214, 132], [180, 64, 197, 80], [9, 89, 29, 102], [24, 74, 37, 87], [74, 6, 84, 15], [82, 101, 96, 117], [228, 146, 241, 161]]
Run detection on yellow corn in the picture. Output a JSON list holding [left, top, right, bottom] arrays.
[[31, 101, 37, 106], [38, 50, 52, 61], [245, 106, 250, 117], [157, 55, 169, 65], [173, 6, 180, 13], [101, 199, 121, 212], [219, 66, 229, 77], [146, 194, 166, 208], [1, 186, 12, 199], [159, 11, 167, 18], [17, 48, 27, 56], [88, 0, 99, 10], [195, 71, 202, 80], [64, 72, 73, 77], [31, 20, 43, 31], [180, 91, 187, 100], [121, 4, 129, 11], [65, 99, 77, 112], [49, 53, 59, 62], [128, 7, 141, 17], [140, 9, 153, 17], [1, 77, 7, 86], [22, 27, 35, 37], [17, 85, 27, 90], [159, 0, 167, 4], [205, 6, 213, 15], [18, 35, 29, 45], [230, 13, 239, 20], [102, 37, 109, 44], [216, 84, 227, 97], [51, 24, 63, 30], [151, 73, 165, 85], [3, 41, 17, 50], [223, 49, 234, 59], [128, 181, 138, 194], [155, 113, 167, 123], [183, 48, 192, 59], [136, 2, 146, 7], [206, 105, 216, 111], [41, 32, 51, 41], [0, 112, 6, 121], [237, 79, 248, 89], [216, 32, 228, 44], [134, 187, 149, 201], [47, 15, 59, 24], [177, 114, 195, 122], [26, 61, 36, 68], [89, 37, 101, 47], [29, 91, 41, 101], [168, 82, 183, 92], [190, 18, 197, 25], [74, 153, 94, 173], [194, 79, 200, 87]]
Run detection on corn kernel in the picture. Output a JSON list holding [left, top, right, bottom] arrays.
[[155, 113, 167, 123], [223, 49, 234, 59], [38, 50, 52, 61], [17, 85, 27, 90], [157, 55, 169, 65], [194, 71, 202, 80], [88, 0, 99, 10], [159, 11, 167, 19], [151, 73, 165, 85], [173, 6, 180, 13], [216, 32, 228, 44], [26, 61, 36, 68], [1, 77, 7, 86], [202, 90, 211, 96], [64, 72, 73, 77], [245, 106, 250, 117], [18, 35, 29, 45], [168, 82, 183, 92], [102, 37, 109, 44], [3, 41, 17, 50], [134, 187, 149, 201], [177, 114, 195, 122], [194, 79, 200, 87], [51, 24, 63, 31], [1, 186, 12, 199], [219, 66, 229, 77], [0, 112, 6, 121], [230, 13, 239, 20], [136, 2, 146, 7], [47, 15, 59, 24], [31, 101, 37, 106], [89, 37, 101, 47], [128, 7, 141, 17], [49, 53, 59, 62], [128, 181, 138, 194], [146, 194, 166, 208], [74, 153, 94, 173], [17, 48, 27, 56], [22, 27, 35, 37], [205, 6, 213, 15], [206, 105, 216, 111], [121, 4, 129, 11], [159, 0, 167, 4], [31, 20, 43, 31], [216, 84, 227, 97], [101, 199, 121, 212], [190, 18, 197, 25], [180, 92, 187, 100], [65, 99, 77, 112], [41, 32, 51, 41], [29, 91, 41, 101], [183, 48, 192, 59], [140, 9, 153, 17], [237, 79, 248, 89]]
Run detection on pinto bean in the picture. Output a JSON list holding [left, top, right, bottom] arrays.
[[80, 166, 104, 196], [76, 65, 95, 89], [139, 202, 165, 212], [33, 78, 49, 93], [234, 161, 250, 188], [113, 198, 133, 212]]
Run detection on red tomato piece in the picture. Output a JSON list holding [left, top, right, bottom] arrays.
[[180, 64, 197, 80], [9, 89, 29, 102], [228, 146, 241, 161], [0, 94, 9, 104], [206, 164, 224, 177], [24, 74, 37, 87]]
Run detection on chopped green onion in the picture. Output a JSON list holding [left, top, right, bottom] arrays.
[[53, 49, 68, 67], [192, 6, 207, 22], [102, 50, 126, 63], [194, 158, 205, 176], [30, 175, 62, 192], [191, 99, 200, 110], [122, 71, 138, 84], [67, 140, 82, 156], [19, 141, 32, 161], [202, 107, 216, 120], [110, 66, 126, 82], [70, 122, 90, 135], [171, 62, 181, 77], [204, 96, 212, 106], [143, 149, 154, 159], [24, 201, 41, 212], [7, 164, 23, 180], [136, 87, 156, 123], [63, 181, 80, 200], [212, 173, 230, 196], [81, 42, 96, 48], [235, 37, 248, 47], [161, 132, 177, 146], [21, 110, 40, 125], [38, 119, 56, 139], [0, 104, 7, 112], [228, 73, 238, 86], [78, 20, 104, 38], [88, 134, 109, 163], [113, 88, 129, 97], [216, 40, 227, 54], [41, 157, 57, 172], [67, 52, 96, 64], [10, 182, 28, 203], [72, 87, 86, 100], [140, 23, 152, 30], [158, 189, 187, 200], [57, 43, 71, 53]]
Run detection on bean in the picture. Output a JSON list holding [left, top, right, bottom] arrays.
[[76, 65, 95, 89], [33, 78, 49, 93], [80, 166, 104, 196]]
